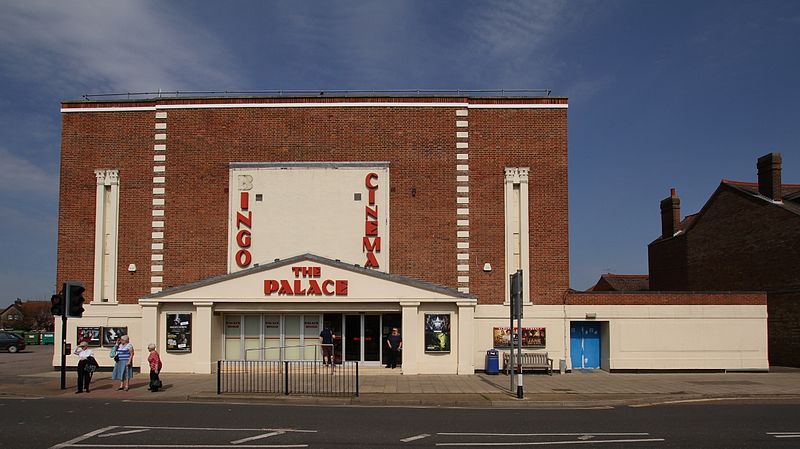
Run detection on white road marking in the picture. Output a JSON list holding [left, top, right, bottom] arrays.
[[771, 434, 800, 438], [64, 445, 307, 448], [577, 435, 594, 440], [435, 438, 665, 446], [438, 433, 651, 437], [401, 434, 431, 442], [99, 429, 151, 438], [49, 426, 118, 449], [231, 431, 284, 444]]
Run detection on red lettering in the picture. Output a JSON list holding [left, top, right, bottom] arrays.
[[292, 267, 303, 277], [312, 267, 321, 277], [236, 211, 252, 229], [307, 280, 322, 295], [365, 252, 379, 268], [293, 280, 306, 295], [365, 173, 378, 189], [236, 250, 251, 268], [240, 192, 249, 210], [236, 229, 251, 248], [335, 280, 348, 296], [278, 280, 293, 295], [363, 236, 381, 252], [322, 279, 335, 295], [264, 280, 279, 295], [368, 188, 376, 205], [365, 220, 378, 236], [365, 205, 378, 220]]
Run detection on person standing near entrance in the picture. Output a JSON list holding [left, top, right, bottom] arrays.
[[319, 322, 335, 366], [386, 328, 402, 369]]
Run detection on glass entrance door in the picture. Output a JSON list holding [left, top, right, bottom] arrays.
[[343, 314, 382, 363], [344, 315, 361, 361]]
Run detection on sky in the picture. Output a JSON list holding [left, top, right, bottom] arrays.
[[1, 0, 798, 307]]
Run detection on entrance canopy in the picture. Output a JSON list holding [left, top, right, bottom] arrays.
[[141, 253, 473, 307], [139, 254, 477, 374]]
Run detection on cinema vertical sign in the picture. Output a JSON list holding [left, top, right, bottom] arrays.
[[363, 172, 381, 269]]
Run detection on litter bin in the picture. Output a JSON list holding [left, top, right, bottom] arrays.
[[485, 349, 500, 375], [42, 332, 54, 344], [25, 332, 41, 345]]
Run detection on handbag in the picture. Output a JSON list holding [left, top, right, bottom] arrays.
[[114, 355, 120, 362], [152, 379, 162, 389]]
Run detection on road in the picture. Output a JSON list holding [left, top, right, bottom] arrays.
[[2, 397, 799, 448]]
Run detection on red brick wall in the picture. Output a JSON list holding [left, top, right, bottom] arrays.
[[683, 187, 800, 291], [469, 108, 568, 305], [567, 291, 766, 305], [58, 111, 154, 303], [648, 234, 688, 290], [768, 290, 800, 366], [58, 97, 570, 305]]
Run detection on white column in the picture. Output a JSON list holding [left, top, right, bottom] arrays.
[[194, 302, 214, 374], [518, 168, 531, 304], [140, 301, 159, 369], [107, 170, 120, 303], [457, 301, 476, 375], [503, 168, 515, 304], [93, 170, 107, 302], [400, 301, 420, 375]]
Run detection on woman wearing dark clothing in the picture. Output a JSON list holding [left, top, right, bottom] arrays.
[[73, 341, 96, 393], [386, 328, 402, 369]]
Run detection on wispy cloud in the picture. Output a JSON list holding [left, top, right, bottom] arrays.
[[0, 145, 58, 196], [0, 1, 243, 94]]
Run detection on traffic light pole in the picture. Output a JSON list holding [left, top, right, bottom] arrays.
[[60, 313, 67, 390]]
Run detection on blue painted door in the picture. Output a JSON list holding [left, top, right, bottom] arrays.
[[570, 322, 601, 369]]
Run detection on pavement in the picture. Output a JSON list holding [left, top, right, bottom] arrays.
[[3, 346, 800, 408]]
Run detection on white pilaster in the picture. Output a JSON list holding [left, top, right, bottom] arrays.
[[401, 301, 420, 375]]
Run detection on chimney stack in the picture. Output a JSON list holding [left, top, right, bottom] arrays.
[[757, 152, 782, 201], [660, 188, 681, 239]]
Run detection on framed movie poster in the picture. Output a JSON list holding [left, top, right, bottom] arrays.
[[492, 327, 546, 348], [102, 327, 128, 346], [424, 313, 451, 352], [166, 313, 192, 352], [76, 327, 101, 346]]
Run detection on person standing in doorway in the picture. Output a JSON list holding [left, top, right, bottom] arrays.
[[319, 322, 335, 366], [386, 328, 402, 369]]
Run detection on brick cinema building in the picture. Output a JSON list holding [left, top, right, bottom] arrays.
[[55, 92, 768, 374]]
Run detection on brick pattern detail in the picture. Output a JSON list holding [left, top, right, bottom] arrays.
[[456, 109, 470, 293], [151, 111, 168, 293], [566, 291, 766, 305]]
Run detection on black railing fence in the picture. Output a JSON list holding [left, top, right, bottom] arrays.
[[217, 360, 359, 397]]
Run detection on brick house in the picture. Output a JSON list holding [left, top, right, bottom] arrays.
[[649, 153, 800, 366]]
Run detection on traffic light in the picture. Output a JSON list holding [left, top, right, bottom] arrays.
[[510, 270, 523, 319], [66, 282, 86, 318], [50, 292, 64, 316]]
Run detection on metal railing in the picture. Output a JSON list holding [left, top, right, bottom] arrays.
[[81, 88, 553, 100], [217, 344, 358, 396]]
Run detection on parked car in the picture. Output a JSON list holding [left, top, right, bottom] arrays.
[[0, 331, 25, 353]]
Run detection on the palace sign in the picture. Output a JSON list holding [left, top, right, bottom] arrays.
[[264, 266, 348, 296]]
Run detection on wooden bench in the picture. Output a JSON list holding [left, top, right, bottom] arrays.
[[502, 351, 553, 375]]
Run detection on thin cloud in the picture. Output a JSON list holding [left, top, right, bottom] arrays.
[[0, 1, 243, 94], [0, 146, 58, 196]]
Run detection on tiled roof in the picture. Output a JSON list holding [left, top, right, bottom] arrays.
[[721, 180, 800, 216], [588, 273, 649, 292]]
